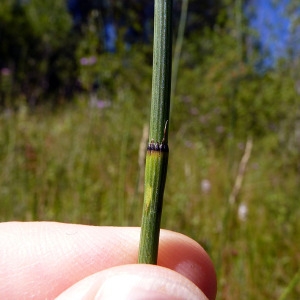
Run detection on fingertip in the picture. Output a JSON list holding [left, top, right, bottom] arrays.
[[56, 264, 209, 300], [158, 230, 217, 300]]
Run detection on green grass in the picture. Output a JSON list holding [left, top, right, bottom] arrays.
[[0, 93, 299, 299]]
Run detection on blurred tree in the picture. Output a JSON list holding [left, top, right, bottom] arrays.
[[0, 1, 41, 105], [0, 0, 268, 107], [0, 0, 78, 106]]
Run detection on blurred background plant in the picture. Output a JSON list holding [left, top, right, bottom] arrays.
[[0, 0, 299, 299]]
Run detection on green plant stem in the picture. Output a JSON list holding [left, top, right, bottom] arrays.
[[138, 0, 173, 264]]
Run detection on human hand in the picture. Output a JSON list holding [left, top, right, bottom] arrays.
[[0, 222, 217, 299]]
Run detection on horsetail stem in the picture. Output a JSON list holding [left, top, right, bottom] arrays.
[[138, 0, 173, 264]]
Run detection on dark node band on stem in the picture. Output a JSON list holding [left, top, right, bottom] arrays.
[[147, 120, 169, 153], [147, 140, 169, 153]]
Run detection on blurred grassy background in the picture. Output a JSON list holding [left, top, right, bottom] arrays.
[[1, 1, 300, 299], [1, 53, 299, 298]]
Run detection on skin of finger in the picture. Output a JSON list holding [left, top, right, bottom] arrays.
[[0, 222, 216, 300], [56, 264, 209, 300], [158, 230, 217, 300]]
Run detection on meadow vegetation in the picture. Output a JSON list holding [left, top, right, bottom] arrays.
[[0, 1, 299, 299]]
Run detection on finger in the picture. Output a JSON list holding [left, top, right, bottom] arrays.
[[56, 264, 209, 300], [0, 222, 216, 299], [158, 230, 216, 299]]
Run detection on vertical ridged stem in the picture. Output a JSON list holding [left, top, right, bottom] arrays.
[[138, 0, 173, 264]]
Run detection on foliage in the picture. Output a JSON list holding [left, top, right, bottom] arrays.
[[75, 14, 153, 102], [174, 30, 299, 144], [0, 0, 231, 107], [0, 0, 74, 105]]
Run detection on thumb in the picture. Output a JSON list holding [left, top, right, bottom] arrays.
[[56, 264, 209, 300]]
